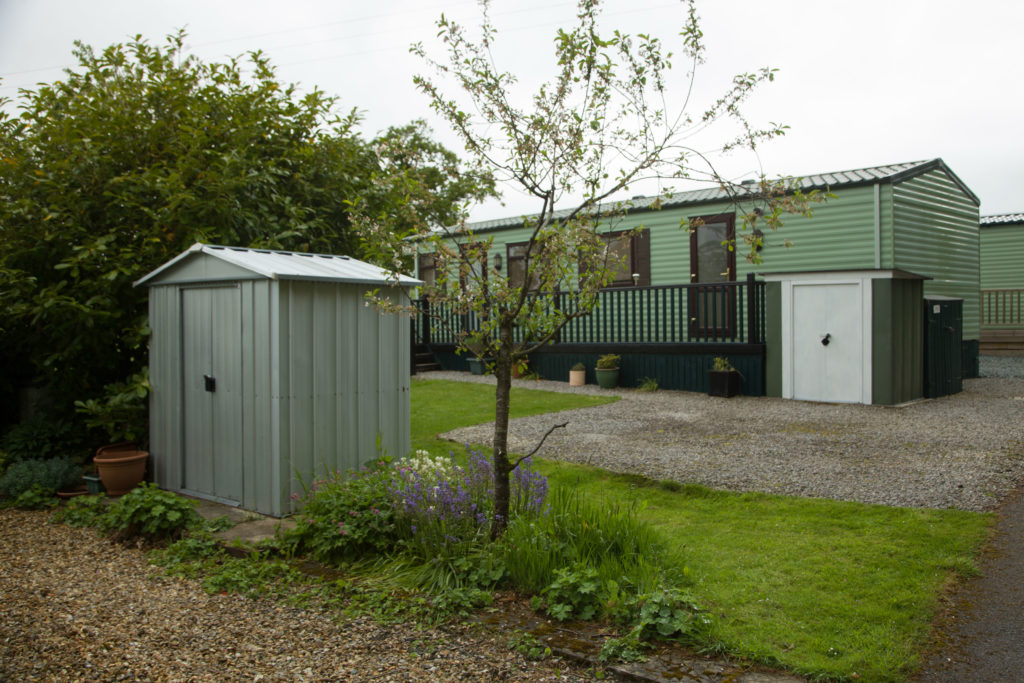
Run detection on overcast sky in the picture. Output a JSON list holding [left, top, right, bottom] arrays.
[[1, 0, 1021, 221]]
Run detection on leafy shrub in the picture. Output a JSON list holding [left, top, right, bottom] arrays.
[[541, 564, 602, 621], [101, 482, 200, 542], [280, 463, 398, 563], [631, 588, 711, 642], [509, 632, 551, 661], [10, 485, 59, 510], [598, 628, 648, 663], [73, 368, 151, 447], [0, 457, 82, 498], [51, 494, 108, 526], [0, 416, 88, 464], [596, 354, 620, 369]]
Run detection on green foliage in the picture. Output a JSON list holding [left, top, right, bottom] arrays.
[[509, 632, 552, 661], [9, 485, 59, 510], [0, 457, 82, 498], [631, 588, 711, 642], [0, 31, 491, 432], [596, 354, 621, 370], [51, 494, 108, 526], [502, 486, 671, 596], [598, 628, 648, 663], [712, 357, 736, 372], [73, 368, 150, 446], [637, 377, 658, 392], [541, 564, 603, 621], [101, 483, 201, 542], [571, 362, 586, 371], [0, 416, 90, 464], [279, 467, 398, 563]]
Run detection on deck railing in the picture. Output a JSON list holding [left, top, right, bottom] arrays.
[[981, 289, 1024, 328], [412, 273, 766, 348]]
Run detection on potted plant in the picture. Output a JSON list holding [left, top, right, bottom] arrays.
[[75, 369, 151, 495], [708, 356, 741, 398], [462, 331, 492, 375], [569, 362, 586, 386], [595, 354, 621, 389]]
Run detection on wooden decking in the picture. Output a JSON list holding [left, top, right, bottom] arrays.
[[981, 329, 1024, 354]]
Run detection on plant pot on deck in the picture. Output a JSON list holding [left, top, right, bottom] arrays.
[[93, 442, 148, 495], [708, 370, 740, 398], [595, 367, 619, 389], [467, 358, 491, 375]]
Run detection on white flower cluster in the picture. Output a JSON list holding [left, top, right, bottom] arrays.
[[399, 449, 454, 482]]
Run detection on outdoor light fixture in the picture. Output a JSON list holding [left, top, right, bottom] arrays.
[[632, 273, 640, 286], [493, 253, 502, 271]]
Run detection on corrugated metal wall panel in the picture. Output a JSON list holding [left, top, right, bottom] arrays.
[[148, 285, 182, 491], [893, 169, 980, 338], [980, 225, 1024, 289]]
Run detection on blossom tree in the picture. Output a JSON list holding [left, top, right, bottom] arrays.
[[360, 0, 824, 537]]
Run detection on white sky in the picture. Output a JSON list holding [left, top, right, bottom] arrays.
[[1, 0, 1021, 221]]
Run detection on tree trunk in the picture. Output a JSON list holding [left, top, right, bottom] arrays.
[[489, 325, 514, 539]]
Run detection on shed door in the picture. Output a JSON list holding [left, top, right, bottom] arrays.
[[791, 283, 863, 403], [182, 286, 243, 503]]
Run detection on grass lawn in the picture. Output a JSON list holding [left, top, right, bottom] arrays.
[[412, 379, 993, 682], [409, 377, 618, 454]]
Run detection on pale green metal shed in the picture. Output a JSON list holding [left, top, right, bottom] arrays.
[[135, 243, 421, 516]]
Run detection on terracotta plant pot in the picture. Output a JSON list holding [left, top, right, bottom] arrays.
[[94, 442, 148, 495]]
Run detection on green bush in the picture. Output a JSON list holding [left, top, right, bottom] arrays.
[[541, 564, 602, 621], [0, 457, 82, 498], [279, 465, 398, 563], [0, 417, 89, 464], [101, 483, 201, 542], [10, 485, 59, 510], [51, 494, 109, 527]]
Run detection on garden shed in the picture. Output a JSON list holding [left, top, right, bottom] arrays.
[[135, 243, 421, 516]]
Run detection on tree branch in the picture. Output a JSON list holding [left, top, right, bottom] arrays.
[[510, 421, 569, 471]]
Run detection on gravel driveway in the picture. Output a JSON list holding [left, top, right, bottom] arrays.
[[437, 372, 1024, 511], [0, 509, 598, 682]]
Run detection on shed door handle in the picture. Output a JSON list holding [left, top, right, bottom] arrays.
[[820, 333, 831, 347], [204, 375, 216, 392]]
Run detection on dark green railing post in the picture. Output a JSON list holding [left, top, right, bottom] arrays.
[[745, 272, 758, 344]]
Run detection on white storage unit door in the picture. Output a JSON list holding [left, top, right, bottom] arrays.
[[791, 282, 865, 403], [768, 271, 876, 404], [181, 286, 244, 503]]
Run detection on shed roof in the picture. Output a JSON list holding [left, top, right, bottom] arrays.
[[981, 213, 1024, 226], [461, 158, 979, 234], [134, 243, 422, 287]]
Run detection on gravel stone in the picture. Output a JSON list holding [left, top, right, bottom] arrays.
[[0, 510, 601, 682], [979, 354, 1024, 379], [433, 372, 1024, 512]]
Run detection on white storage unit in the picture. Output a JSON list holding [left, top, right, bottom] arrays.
[[764, 270, 926, 405], [135, 243, 421, 516]]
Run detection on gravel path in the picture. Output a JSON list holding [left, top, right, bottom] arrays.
[[434, 372, 1024, 511], [0, 509, 600, 683]]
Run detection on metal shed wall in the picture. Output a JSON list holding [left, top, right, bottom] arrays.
[[892, 168, 980, 339], [980, 223, 1024, 289], [147, 275, 410, 517]]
